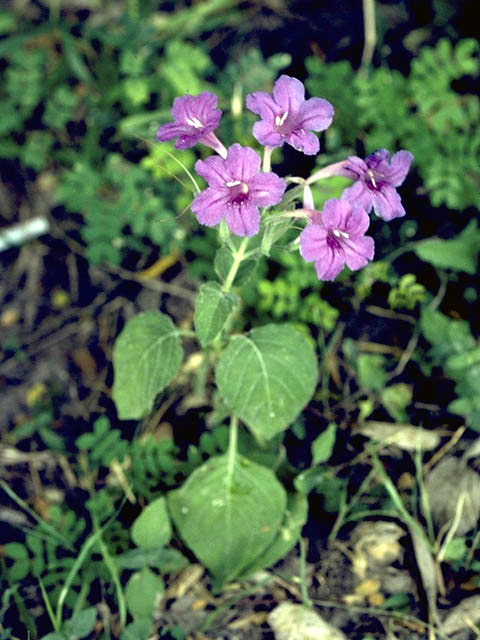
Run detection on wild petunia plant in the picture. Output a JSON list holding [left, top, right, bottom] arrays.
[[112, 74, 413, 591]]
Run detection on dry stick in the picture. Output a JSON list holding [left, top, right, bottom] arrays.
[[422, 425, 466, 475]]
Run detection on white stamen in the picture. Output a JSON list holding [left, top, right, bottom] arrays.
[[333, 229, 350, 239], [366, 169, 377, 188], [275, 111, 289, 127], [186, 116, 203, 129], [240, 183, 249, 194], [226, 180, 242, 187]]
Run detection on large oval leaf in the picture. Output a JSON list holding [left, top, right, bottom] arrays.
[[168, 453, 286, 589], [113, 311, 183, 420], [215, 324, 317, 439]]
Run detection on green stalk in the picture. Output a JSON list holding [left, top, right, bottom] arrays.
[[94, 519, 127, 629], [370, 446, 431, 548], [222, 236, 249, 293], [262, 146, 273, 172], [56, 531, 100, 629], [39, 578, 59, 632], [299, 537, 312, 608]]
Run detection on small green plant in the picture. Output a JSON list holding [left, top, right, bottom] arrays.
[[421, 308, 480, 430]]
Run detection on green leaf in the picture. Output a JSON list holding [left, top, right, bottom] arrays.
[[113, 311, 183, 420], [244, 492, 308, 575], [294, 468, 347, 512], [168, 453, 286, 589], [41, 634, 67, 640], [443, 537, 468, 564], [415, 220, 480, 274], [120, 619, 152, 640], [5, 541, 30, 580], [216, 325, 317, 440], [131, 497, 172, 550], [214, 246, 258, 287], [116, 547, 189, 572], [64, 608, 96, 638], [357, 354, 388, 391], [5, 542, 28, 560], [125, 567, 164, 620], [311, 423, 337, 465], [194, 281, 238, 347], [381, 384, 412, 422]]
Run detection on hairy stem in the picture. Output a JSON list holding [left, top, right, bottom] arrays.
[[222, 236, 249, 293]]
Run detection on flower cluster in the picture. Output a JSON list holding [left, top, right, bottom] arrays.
[[156, 75, 413, 281]]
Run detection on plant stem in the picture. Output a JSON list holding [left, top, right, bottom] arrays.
[[222, 236, 249, 293], [56, 531, 101, 629], [370, 446, 431, 548], [306, 160, 349, 185], [94, 518, 127, 629], [262, 146, 273, 172], [299, 537, 312, 608], [39, 578, 58, 632], [227, 415, 239, 485], [360, 0, 377, 73]]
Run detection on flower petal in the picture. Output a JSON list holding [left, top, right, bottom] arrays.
[[225, 202, 260, 237], [297, 97, 334, 132], [246, 91, 280, 119], [372, 185, 406, 221], [365, 149, 390, 173], [156, 122, 188, 142], [196, 92, 222, 129], [249, 172, 286, 207], [344, 155, 369, 179], [171, 92, 219, 127], [191, 187, 229, 227], [344, 205, 371, 236], [195, 155, 230, 187], [321, 198, 350, 230], [386, 150, 414, 187], [285, 129, 319, 155], [314, 246, 346, 281], [272, 75, 305, 113], [252, 120, 284, 148], [342, 235, 375, 271], [299, 222, 328, 262], [342, 180, 374, 213], [225, 144, 261, 182]]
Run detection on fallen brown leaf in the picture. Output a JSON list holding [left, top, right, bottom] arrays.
[[268, 602, 347, 640]]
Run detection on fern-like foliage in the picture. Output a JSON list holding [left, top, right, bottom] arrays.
[[256, 250, 339, 332], [57, 154, 178, 265], [306, 38, 480, 210]]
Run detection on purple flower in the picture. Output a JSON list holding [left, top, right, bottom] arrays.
[[246, 75, 334, 155], [342, 149, 413, 221], [191, 143, 286, 237], [300, 198, 375, 281], [156, 92, 226, 156]]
